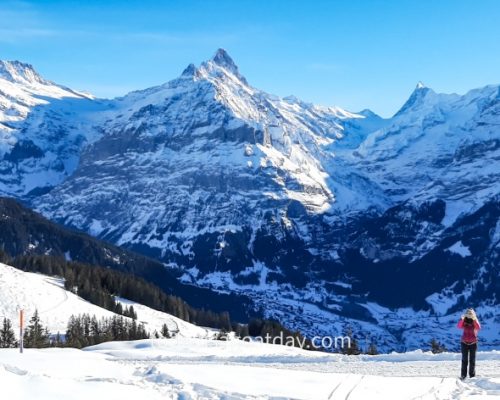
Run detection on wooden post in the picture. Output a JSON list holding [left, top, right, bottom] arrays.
[[19, 309, 24, 354]]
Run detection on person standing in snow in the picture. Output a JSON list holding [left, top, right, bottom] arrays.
[[457, 308, 481, 380]]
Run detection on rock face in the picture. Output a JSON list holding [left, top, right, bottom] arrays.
[[1, 50, 499, 350]]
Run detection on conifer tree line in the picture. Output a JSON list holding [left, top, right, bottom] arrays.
[[0, 310, 153, 349], [1, 310, 379, 354], [65, 313, 149, 348]]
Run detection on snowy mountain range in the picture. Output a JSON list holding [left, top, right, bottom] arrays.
[[0, 50, 498, 351]]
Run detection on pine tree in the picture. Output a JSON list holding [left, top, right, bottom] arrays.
[[342, 327, 361, 355], [52, 332, 64, 347], [129, 319, 138, 340], [234, 323, 249, 339], [125, 306, 137, 320], [0, 317, 17, 348], [161, 323, 171, 338], [366, 342, 378, 355], [137, 322, 149, 340], [24, 310, 50, 348], [114, 303, 123, 316], [90, 315, 100, 339], [0, 247, 11, 264], [430, 338, 446, 354]]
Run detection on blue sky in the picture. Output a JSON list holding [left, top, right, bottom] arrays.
[[1, 0, 499, 117]]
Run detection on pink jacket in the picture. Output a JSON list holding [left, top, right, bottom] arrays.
[[457, 318, 481, 344]]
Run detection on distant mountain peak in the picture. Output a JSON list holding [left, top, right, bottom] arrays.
[[176, 49, 248, 85], [393, 82, 434, 117], [416, 81, 426, 90], [0, 60, 48, 86], [211, 48, 238, 73], [181, 63, 197, 78], [190, 48, 249, 85], [358, 109, 382, 119]]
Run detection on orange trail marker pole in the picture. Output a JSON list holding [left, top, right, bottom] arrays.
[[19, 309, 24, 354]]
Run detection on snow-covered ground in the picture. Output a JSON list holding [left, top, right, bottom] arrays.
[[1, 338, 499, 399], [0, 263, 210, 338]]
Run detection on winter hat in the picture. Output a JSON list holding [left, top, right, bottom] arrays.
[[465, 308, 476, 319]]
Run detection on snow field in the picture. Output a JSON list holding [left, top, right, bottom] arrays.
[[0, 339, 499, 399]]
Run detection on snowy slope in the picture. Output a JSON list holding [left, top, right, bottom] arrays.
[[0, 262, 115, 334], [115, 297, 213, 339], [0, 60, 106, 197], [0, 262, 208, 338], [1, 339, 499, 399]]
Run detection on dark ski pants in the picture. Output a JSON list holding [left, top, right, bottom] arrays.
[[461, 342, 477, 378]]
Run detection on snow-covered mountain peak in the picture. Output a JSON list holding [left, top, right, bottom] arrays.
[[211, 48, 239, 72], [180, 63, 197, 78], [415, 81, 426, 90], [393, 83, 436, 117], [0, 60, 49, 86], [357, 109, 382, 119], [0, 59, 94, 102], [194, 48, 249, 86], [392, 82, 500, 123]]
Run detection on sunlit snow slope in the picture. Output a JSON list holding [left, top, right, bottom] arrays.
[[0, 263, 209, 338]]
